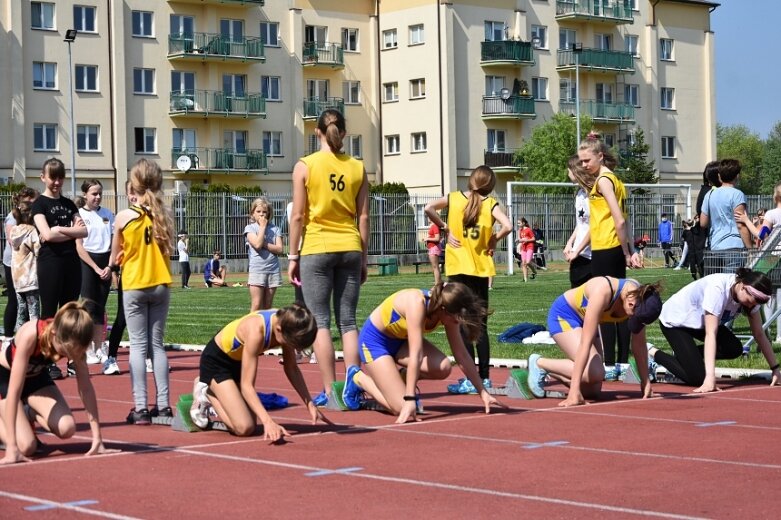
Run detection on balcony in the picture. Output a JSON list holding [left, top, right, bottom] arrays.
[[303, 97, 345, 120], [557, 48, 634, 74], [169, 91, 266, 119], [480, 40, 534, 67], [482, 95, 536, 120], [168, 32, 265, 63], [168, 0, 263, 5], [560, 99, 635, 123], [302, 42, 344, 69], [171, 148, 268, 174], [484, 149, 525, 173], [555, 1, 634, 24]]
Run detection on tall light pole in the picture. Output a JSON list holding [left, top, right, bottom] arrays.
[[64, 29, 78, 196], [572, 42, 583, 143]]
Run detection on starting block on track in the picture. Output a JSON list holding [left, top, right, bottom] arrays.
[[326, 381, 424, 414], [170, 393, 229, 432], [487, 369, 566, 400]]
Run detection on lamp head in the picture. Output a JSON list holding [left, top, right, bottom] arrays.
[[64, 29, 78, 42]]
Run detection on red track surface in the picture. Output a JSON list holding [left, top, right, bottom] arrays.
[[1, 350, 779, 519]]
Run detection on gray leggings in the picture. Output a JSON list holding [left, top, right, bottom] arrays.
[[300, 251, 362, 334], [123, 284, 170, 410]]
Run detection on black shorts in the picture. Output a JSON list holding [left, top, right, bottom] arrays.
[[0, 365, 55, 400], [199, 339, 242, 385], [569, 255, 593, 288]]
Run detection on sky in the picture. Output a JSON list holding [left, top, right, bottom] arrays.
[[712, 0, 779, 138]]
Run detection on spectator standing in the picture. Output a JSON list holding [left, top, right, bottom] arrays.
[[245, 197, 283, 311], [9, 199, 40, 331], [564, 155, 593, 288], [3, 187, 38, 336], [177, 230, 191, 289], [700, 159, 752, 257], [658, 213, 677, 268]]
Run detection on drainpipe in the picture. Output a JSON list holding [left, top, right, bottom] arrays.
[[437, 0, 445, 194], [107, 0, 117, 202], [375, 1, 383, 184]]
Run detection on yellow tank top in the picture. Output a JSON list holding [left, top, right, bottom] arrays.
[[120, 206, 172, 290], [300, 151, 364, 255], [445, 192, 497, 277], [589, 170, 627, 251], [377, 289, 440, 339], [216, 310, 275, 361], [567, 277, 636, 323]]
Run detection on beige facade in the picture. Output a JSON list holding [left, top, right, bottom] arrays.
[[0, 0, 717, 196]]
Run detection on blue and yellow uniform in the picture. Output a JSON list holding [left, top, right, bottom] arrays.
[[359, 289, 440, 363], [547, 277, 637, 335]]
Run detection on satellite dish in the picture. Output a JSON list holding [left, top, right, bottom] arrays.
[[176, 155, 192, 172], [500, 87, 511, 100]]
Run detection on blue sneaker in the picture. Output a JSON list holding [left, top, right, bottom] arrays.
[[342, 365, 364, 411], [312, 390, 328, 407], [482, 378, 493, 390], [447, 378, 477, 394], [527, 354, 547, 398], [604, 365, 619, 381]]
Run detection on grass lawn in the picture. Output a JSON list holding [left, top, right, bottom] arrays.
[[56, 261, 779, 371]]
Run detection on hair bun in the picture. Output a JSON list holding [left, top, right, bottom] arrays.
[[586, 131, 601, 141]]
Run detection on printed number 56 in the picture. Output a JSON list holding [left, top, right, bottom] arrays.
[[330, 173, 345, 192]]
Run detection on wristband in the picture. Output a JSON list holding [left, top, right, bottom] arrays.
[[287, 254, 299, 260], [770, 363, 780, 372], [402, 395, 417, 402]]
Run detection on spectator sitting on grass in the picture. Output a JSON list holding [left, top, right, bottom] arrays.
[[204, 250, 228, 287]]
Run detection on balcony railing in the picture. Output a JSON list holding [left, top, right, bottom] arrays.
[[171, 148, 268, 174], [303, 97, 345, 119], [560, 99, 635, 122], [484, 149, 524, 170], [555, 1, 634, 24], [557, 48, 634, 73], [302, 42, 344, 68], [168, 32, 265, 62], [480, 40, 534, 66], [482, 95, 536, 119], [168, 0, 264, 5], [169, 90, 266, 118]]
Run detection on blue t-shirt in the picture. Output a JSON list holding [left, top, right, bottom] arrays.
[[244, 222, 281, 274], [702, 186, 747, 250]]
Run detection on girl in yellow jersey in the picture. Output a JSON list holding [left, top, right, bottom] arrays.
[[341, 283, 506, 423], [579, 133, 642, 371], [190, 304, 331, 442], [288, 109, 369, 406], [424, 166, 512, 392], [109, 159, 173, 425], [527, 277, 661, 408]]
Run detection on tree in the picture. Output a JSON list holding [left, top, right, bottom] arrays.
[[760, 121, 781, 193], [617, 128, 657, 185], [515, 112, 593, 191], [716, 123, 764, 195]]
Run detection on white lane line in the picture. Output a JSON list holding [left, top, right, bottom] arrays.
[[0, 491, 140, 519]]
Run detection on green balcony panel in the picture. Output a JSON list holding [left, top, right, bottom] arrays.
[[481, 95, 536, 120], [484, 149, 524, 171], [168, 32, 265, 62], [560, 99, 635, 122], [303, 97, 346, 119], [555, 1, 634, 24], [169, 90, 266, 118], [302, 42, 344, 67], [557, 48, 634, 73], [171, 148, 268, 174], [480, 40, 534, 65]]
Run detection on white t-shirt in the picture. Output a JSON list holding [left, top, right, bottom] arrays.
[[761, 207, 781, 232], [659, 273, 759, 329], [574, 188, 591, 260], [79, 206, 114, 253], [177, 238, 189, 263]]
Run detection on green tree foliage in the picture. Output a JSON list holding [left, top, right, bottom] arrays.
[[369, 181, 409, 195], [516, 112, 593, 192], [716, 123, 764, 195], [617, 128, 658, 185], [761, 122, 781, 193]]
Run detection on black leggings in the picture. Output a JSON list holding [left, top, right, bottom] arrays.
[[590, 245, 629, 365], [448, 274, 490, 380], [657, 323, 743, 386], [80, 251, 111, 325], [180, 261, 191, 288], [4, 264, 17, 334], [37, 253, 81, 319], [108, 276, 126, 358]]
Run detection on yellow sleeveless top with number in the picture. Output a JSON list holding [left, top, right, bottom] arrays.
[[378, 289, 440, 339], [445, 192, 497, 277], [299, 150, 364, 255], [589, 169, 627, 251], [216, 310, 275, 361], [120, 206, 171, 290]]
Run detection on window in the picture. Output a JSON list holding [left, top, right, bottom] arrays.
[[306, 79, 329, 99], [660, 38, 674, 61], [409, 24, 424, 45], [33, 62, 57, 90], [132, 11, 153, 37], [343, 81, 360, 104], [261, 76, 281, 101], [77, 125, 99, 152], [221, 19, 244, 42], [260, 22, 279, 47], [262, 131, 282, 156], [171, 71, 195, 94], [661, 87, 675, 109], [34, 123, 57, 151], [596, 83, 613, 104], [74, 5, 96, 32], [133, 68, 155, 94], [385, 135, 400, 155], [411, 132, 427, 153], [224, 130, 247, 152], [410, 78, 426, 99], [594, 33, 612, 51], [484, 21, 504, 42], [383, 82, 398, 102], [604, 134, 615, 148], [346, 135, 362, 158], [134, 128, 156, 153], [625, 84, 639, 107], [341, 28, 358, 52], [559, 29, 576, 50], [532, 77, 548, 101], [31, 2, 55, 30], [75, 65, 98, 92], [661, 136, 675, 158], [531, 25, 547, 49], [305, 25, 327, 46], [383, 29, 397, 49], [485, 76, 505, 96], [628, 0, 639, 10], [172, 128, 197, 151], [487, 129, 506, 152], [560, 78, 576, 102], [223, 74, 246, 97], [171, 15, 193, 38], [625, 35, 639, 57]]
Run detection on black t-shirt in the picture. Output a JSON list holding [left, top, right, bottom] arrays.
[[31, 195, 79, 257]]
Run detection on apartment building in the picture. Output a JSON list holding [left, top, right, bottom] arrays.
[[0, 0, 717, 195]]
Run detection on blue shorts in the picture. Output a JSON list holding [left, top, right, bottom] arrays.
[[358, 318, 406, 363], [547, 295, 584, 336]]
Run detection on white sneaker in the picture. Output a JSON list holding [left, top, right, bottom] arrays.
[[309, 351, 318, 364], [145, 358, 153, 373], [673, 267, 682, 271], [190, 379, 210, 429], [86, 349, 101, 365], [103, 356, 120, 375]]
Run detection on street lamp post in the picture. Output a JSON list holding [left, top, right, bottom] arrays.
[[64, 29, 78, 196], [572, 42, 583, 143]]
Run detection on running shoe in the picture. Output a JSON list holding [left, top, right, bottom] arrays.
[[66, 361, 76, 377], [151, 406, 173, 418], [48, 363, 64, 380], [527, 353, 547, 398], [126, 408, 151, 425], [86, 348, 101, 365], [103, 356, 120, 375], [190, 380, 210, 429], [482, 378, 493, 390], [342, 365, 364, 411], [447, 378, 477, 394], [312, 390, 329, 407], [604, 365, 620, 381]]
